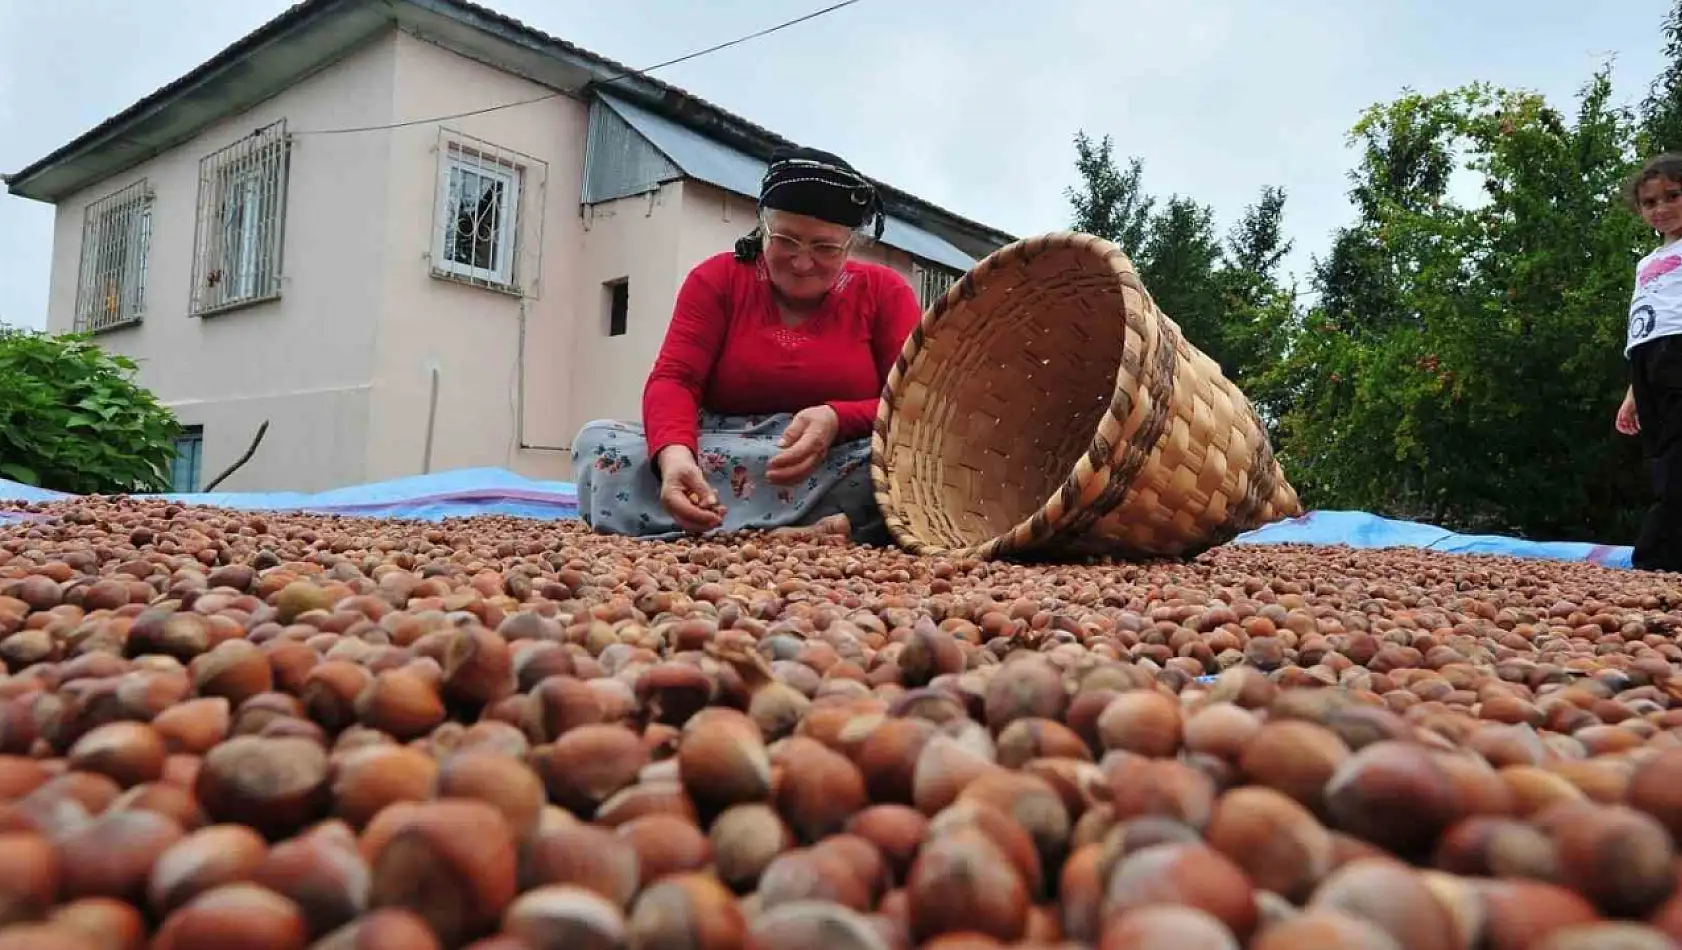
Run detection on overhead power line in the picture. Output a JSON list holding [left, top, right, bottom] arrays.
[[291, 0, 864, 136]]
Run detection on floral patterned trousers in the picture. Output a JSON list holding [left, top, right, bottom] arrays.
[[572, 412, 889, 544]]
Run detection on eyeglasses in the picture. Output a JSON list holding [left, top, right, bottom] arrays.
[[762, 225, 852, 265]]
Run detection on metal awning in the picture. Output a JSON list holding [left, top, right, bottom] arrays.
[[598, 92, 976, 273]]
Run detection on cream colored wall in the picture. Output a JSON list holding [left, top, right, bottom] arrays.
[[41, 32, 401, 493], [567, 183, 685, 447], [362, 31, 587, 484]]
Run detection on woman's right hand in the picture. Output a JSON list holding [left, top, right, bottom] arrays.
[[657, 446, 725, 533], [1617, 388, 1641, 436]]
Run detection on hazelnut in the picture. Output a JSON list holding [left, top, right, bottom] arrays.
[[981, 655, 1067, 732], [57, 808, 184, 902], [251, 824, 370, 939], [364, 799, 518, 948], [748, 899, 897, 950], [1238, 720, 1351, 813], [1204, 786, 1333, 902], [330, 745, 438, 830], [905, 829, 1029, 944], [527, 725, 647, 818], [757, 846, 873, 912], [63, 722, 166, 789], [1182, 702, 1262, 762], [1249, 909, 1407, 949], [616, 813, 711, 883], [1324, 740, 1458, 858], [709, 803, 794, 892], [195, 736, 329, 840], [1307, 857, 1460, 950], [1099, 905, 1241, 950], [150, 698, 231, 755], [624, 873, 745, 950], [676, 708, 772, 815], [0, 831, 59, 925], [300, 907, 441, 950], [856, 717, 938, 805], [523, 676, 606, 743], [519, 823, 641, 908], [151, 884, 308, 950], [501, 885, 625, 950], [773, 737, 868, 842], [845, 804, 928, 881], [441, 626, 514, 710], [355, 670, 446, 741], [148, 823, 270, 916], [1094, 690, 1182, 758], [433, 751, 545, 841], [1103, 842, 1257, 941], [189, 641, 274, 707], [46, 897, 147, 950]]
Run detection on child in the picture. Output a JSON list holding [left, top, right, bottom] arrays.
[[1618, 152, 1682, 571]]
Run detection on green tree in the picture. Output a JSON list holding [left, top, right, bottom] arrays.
[[1217, 186, 1301, 423], [1138, 195, 1227, 363], [1262, 70, 1651, 539], [1064, 133, 1297, 386], [1643, 0, 1682, 151], [0, 327, 182, 494], [1064, 131, 1154, 255]]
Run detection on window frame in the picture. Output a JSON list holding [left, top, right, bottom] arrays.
[[72, 179, 154, 333], [190, 120, 291, 317], [170, 426, 205, 494], [432, 143, 523, 290], [605, 278, 629, 337]]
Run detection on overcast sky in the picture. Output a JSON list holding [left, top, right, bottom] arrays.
[[0, 0, 1672, 331]]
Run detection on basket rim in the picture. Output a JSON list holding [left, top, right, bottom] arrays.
[[869, 230, 1154, 560]]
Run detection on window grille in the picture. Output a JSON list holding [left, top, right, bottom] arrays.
[[913, 260, 959, 310], [191, 121, 290, 315], [73, 180, 153, 333], [431, 129, 547, 298]]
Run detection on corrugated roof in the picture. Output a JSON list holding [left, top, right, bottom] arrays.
[[600, 93, 976, 273]]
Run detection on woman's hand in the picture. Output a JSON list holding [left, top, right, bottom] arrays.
[[656, 445, 725, 533], [768, 406, 840, 485], [1617, 387, 1641, 436]]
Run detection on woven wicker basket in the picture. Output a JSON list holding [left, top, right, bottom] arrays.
[[869, 231, 1302, 562]]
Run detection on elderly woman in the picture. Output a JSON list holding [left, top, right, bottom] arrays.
[[572, 146, 923, 543]]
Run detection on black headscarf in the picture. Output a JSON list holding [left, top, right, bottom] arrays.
[[734, 146, 886, 261]]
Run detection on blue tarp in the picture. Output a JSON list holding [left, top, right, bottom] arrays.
[[0, 469, 1636, 569], [1229, 510, 1633, 570], [0, 468, 578, 524]]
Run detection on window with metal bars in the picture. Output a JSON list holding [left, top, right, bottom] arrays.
[[913, 260, 959, 310], [191, 121, 290, 316], [73, 180, 153, 333], [434, 142, 522, 289]]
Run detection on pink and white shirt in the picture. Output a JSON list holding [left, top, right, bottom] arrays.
[[1629, 237, 1682, 355]]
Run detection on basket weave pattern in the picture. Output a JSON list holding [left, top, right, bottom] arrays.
[[869, 231, 1303, 562]]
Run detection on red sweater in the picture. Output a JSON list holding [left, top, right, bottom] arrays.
[[642, 251, 923, 459]]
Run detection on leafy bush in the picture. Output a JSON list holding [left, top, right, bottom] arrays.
[[0, 326, 181, 493]]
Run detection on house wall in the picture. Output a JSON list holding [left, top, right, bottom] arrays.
[[360, 30, 588, 484], [41, 32, 402, 493]]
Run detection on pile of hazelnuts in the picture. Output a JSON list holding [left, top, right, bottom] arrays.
[[2, 496, 1682, 949]]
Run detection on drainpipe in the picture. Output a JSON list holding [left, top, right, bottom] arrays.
[[421, 362, 440, 475]]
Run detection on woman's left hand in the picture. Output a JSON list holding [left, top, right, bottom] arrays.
[[768, 406, 840, 485]]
